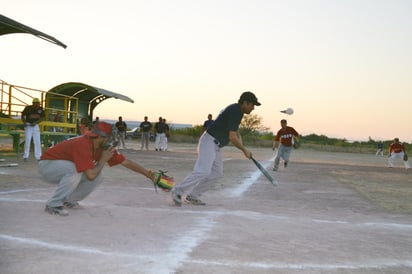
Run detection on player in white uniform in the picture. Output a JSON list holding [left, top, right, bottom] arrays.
[[21, 98, 45, 161]]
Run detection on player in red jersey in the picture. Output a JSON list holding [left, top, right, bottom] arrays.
[[388, 137, 410, 169], [272, 119, 299, 171]]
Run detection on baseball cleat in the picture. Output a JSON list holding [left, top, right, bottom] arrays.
[[171, 190, 182, 206], [45, 205, 69, 216], [63, 201, 82, 209], [184, 195, 206, 206]]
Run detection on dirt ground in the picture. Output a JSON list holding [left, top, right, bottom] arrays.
[[1, 141, 412, 274]]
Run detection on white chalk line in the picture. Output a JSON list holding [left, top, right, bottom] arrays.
[[2, 195, 412, 230], [190, 258, 412, 270], [229, 157, 275, 197], [0, 188, 50, 195], [2, 233, 412, 271], [146, 216, 218, 273], [0, 234, 153, 260]]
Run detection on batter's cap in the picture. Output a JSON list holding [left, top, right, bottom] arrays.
[[239, 91, 261, 106]]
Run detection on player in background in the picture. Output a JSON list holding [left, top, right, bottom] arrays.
[[376, 141, 384, 156], [115, 116, 127, 149], [21, 98, 45, 161], [202, 113, 214, 132], [272, 119, 299, 171], [161, 118, 170, 151], [154, 117, 166, 151], [140, 116, 152, 150], [388, 137, 410, 169]]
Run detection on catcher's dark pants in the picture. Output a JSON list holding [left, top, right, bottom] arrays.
[[39, 160, 104, 207]]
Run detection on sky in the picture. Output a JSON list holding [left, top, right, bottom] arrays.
[[2, 0, 412, 142]]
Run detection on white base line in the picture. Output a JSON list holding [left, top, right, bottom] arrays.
[[2, 234, 412, 271], [190, 258, 412, 270], [229, 157, 275, 197], [0, 234, 152, 260], [2, 197, 412, 230]]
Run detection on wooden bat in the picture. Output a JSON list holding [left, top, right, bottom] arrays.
[[0, 163, 19, 167], [251, 157, 278, 186]]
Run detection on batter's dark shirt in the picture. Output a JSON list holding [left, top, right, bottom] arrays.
[[207, 103, 243, 147]]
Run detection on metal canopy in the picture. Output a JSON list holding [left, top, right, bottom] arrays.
[[47, 82, 134, 119], [49, 82, 134, 103], [0, 14, 67, 49]]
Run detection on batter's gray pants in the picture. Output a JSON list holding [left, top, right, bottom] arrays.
[[173, 132, 223, 199], [39, 160, 104, 207], [274, 144, 293, 168]]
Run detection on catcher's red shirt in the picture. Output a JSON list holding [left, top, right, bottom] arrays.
[[274, 126, 299, 147], [41, 135, 125, 172]]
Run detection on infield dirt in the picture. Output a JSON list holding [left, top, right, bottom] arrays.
[[1, 142, 411, 274]]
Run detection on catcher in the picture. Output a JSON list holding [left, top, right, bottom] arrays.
[[39, 121, 173, 216]]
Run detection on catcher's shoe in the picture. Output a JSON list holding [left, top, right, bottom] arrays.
[[45, 205, 69, 216], [184, 195, 206, 206], [171, 190, 182, 206], [284, 161, 288, 168], [272, 166, 278, 171]]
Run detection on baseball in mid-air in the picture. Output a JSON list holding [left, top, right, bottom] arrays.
[[280, 107, 294, 115]]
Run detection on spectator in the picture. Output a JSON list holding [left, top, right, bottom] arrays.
[[79, 118, 89, 135], [154, 117, 166, 151], [115, 116, 127, 149], [161, 118, 170, 151], [140, 116, 152, 150], [203, 113, 214, 132], [21, 98, 45, 161]]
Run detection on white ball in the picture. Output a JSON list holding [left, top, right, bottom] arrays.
[[280, 108, 294, 115]]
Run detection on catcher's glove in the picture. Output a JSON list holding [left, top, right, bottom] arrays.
[[148, 170, 174, 192], [293, 142, 300, 149], [404, 153, 408, 161]]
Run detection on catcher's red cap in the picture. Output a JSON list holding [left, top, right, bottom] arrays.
[[86, 121, 112, 137]]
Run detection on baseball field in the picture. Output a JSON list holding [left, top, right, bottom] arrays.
[[1, 141, 411, 274]]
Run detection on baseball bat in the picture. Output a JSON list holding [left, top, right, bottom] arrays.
[[251, 157, 278, 186], [0, 163, 19, 167]]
